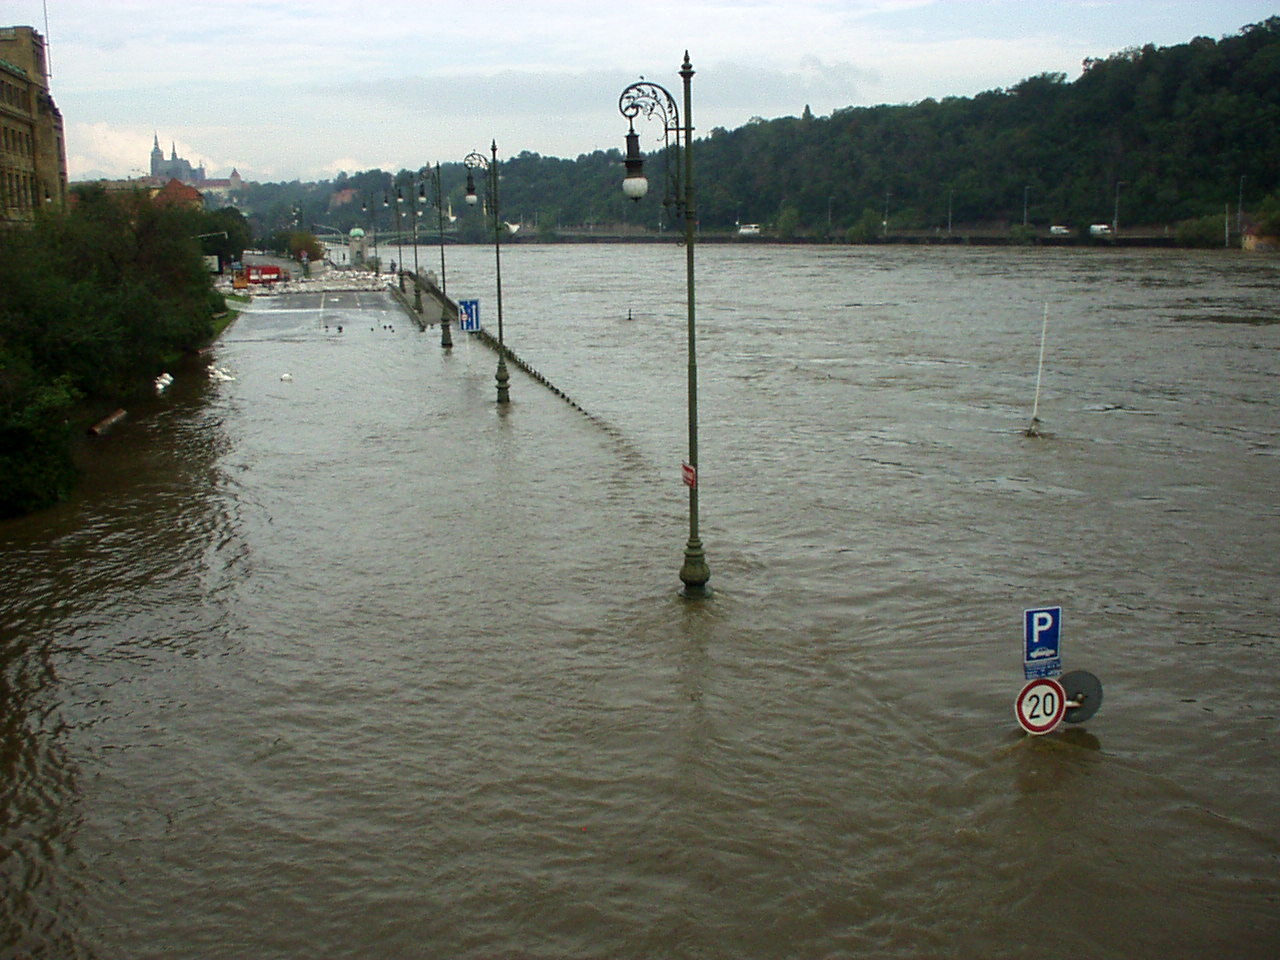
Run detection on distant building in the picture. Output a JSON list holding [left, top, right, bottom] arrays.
[[149, 133, 243, 205], [0, 25, 68, 223], [153, 177, 203, 209], [329, 188, 358, 210], [151, 134, 205, 183], [1243, 224, 1278, 251]]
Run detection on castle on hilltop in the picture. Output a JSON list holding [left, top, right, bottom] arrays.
[[150, 134, 205, 183], [149, 134, 242, 199]]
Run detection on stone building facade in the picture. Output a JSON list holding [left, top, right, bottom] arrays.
[[0, 25, 66, 223]]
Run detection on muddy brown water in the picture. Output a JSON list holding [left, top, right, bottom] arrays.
[[2, 244, 1277, 958]]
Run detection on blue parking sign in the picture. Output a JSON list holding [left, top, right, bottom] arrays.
[[1024, 606, 1062, 679], [459, 299, 481, 331]]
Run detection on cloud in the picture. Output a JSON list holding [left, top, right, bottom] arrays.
[[41, 0, 1275, 181], [64, 122, 152, 180]]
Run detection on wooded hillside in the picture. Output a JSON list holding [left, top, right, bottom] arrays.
[[241, 17, 1280, 239]]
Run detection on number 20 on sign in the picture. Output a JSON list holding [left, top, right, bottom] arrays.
[[1015, 677, 1067, 735]]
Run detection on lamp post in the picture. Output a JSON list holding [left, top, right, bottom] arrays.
[[618, 52, 710, 598], [464, 141, 509, 403], [385, 190, 404, 288], [1238, 174, 1246, 240], [361, 194, 379, 273], [409, 177, 425, 312], [1113, 180, 1126, 236], [396, 186, 408, 291], [429, 161, 452, 348]]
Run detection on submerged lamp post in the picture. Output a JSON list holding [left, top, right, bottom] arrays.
[[409, 178, 425, 313], [429, 161, 452, 349], [617, 52, 710, 598], [385, 189, 405, 290], [361, 194, 380, 273], [464, 141, 509, 403]]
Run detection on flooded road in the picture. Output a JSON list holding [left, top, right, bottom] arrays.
[[2, 244, 1278, 958]]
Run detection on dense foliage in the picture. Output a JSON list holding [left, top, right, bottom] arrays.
[[243, 18, 1280, 243], [697, 18, 1280, 235], [0, 188, 230, 516]]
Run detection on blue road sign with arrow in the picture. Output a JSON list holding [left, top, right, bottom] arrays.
[[459, 299, 481, 331]]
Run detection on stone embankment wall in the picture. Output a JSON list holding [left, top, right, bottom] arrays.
[[393, 271, 598, 421]]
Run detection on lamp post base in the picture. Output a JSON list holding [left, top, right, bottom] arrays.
[[441, 321, 453, 349], [679, 538, 710, 598], [496, 355, 510, 403]]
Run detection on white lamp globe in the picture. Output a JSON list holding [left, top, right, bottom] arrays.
[[622, 175, 650, 200]]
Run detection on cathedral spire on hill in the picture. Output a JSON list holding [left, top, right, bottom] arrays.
[[150, 133, 205, 183], [147, 133, 242, 198]]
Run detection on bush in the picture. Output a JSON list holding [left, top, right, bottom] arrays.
[[0, 358, 79, 517], [0, 189, 223, 514], [1255, 192, 1280, 238], [845, 208, 884, 243], [1176, 213, 1230, 247]]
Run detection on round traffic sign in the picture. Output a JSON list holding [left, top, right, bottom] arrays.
[[1015, 677, 1067, 735], [1060, 669, 1103, 724]]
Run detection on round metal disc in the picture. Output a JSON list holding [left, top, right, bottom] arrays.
[[1061, 669, 1103, 724]]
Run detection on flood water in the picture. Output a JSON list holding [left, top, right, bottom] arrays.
[[2, 244, 1278, 958]]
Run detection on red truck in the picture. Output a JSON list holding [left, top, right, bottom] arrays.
[[234, 264, 291, 287]]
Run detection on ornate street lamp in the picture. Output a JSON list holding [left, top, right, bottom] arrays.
[[617, 52, 710, 598], [429, 161, 453, 349], [409, 177, 425, 312], [395, 186, 407, 291], [360, 194, 379, 273], [464, 141, 510, 403], [384, 189, 404, 289]]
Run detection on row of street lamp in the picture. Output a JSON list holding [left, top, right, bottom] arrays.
[[354, 55, 709, 597]]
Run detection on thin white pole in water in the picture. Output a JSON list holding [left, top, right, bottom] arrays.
[[1027, 302, 1049, 436]]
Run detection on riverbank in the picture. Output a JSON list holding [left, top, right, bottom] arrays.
[[535, 231, 1187, 247]]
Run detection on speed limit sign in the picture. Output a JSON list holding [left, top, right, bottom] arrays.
[[1015, 677, 1067, 735]]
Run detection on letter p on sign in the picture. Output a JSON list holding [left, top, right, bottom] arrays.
[[1032, 611, 1055, 643]]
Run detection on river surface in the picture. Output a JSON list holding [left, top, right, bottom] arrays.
[[2, 244, 1278, 958]]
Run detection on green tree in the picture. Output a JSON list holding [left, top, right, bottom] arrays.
[[288, 230, 324, 263], [0, 187, 222, 515], [845, 208, 883, 243], [1255, 191, 1280, 236], [775, 205, 801, 239], [1176, 212, 1231, 246]]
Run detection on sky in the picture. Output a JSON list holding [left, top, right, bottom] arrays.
[[11, 0, 1279, 183]]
